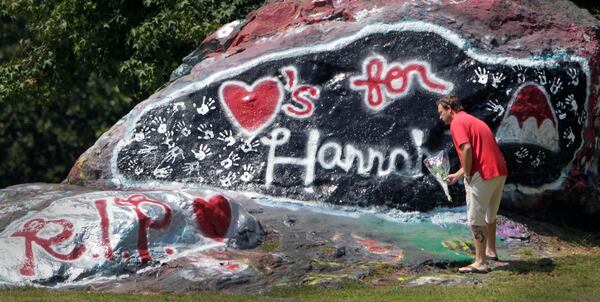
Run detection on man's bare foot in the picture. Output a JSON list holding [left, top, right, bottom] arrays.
[[458, 263, 490, 273]]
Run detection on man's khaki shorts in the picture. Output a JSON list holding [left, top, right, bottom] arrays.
[[464, 172, 506, 226]]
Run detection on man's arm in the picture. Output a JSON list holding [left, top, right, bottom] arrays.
[[460, 142, 473, 183], [444, 142, 473, 185]]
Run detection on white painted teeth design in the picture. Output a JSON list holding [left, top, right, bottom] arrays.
[[496, 115, 559, 152], [410, 129, 424, 147]]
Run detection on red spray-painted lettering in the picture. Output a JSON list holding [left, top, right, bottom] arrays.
[[94, 199, 114, 260], [281, 66, 320, 118], [350, 55, 453, 110], [114, 194, 172, 262], [11, 218, 86, 276]]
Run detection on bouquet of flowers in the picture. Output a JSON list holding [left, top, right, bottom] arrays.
[[423, 150, 452, 202]]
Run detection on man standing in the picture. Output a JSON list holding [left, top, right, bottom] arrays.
[[436, 95, 508, 273]]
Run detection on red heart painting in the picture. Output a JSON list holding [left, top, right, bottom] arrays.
[[219, 77, 283, 136], [193, 195, 232, 241]]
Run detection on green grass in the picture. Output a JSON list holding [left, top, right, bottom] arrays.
[[258, 237, 282, 253], [2, 254, 600, 302]]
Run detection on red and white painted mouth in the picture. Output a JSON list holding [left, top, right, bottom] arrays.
[[496, 83, 559, 152]]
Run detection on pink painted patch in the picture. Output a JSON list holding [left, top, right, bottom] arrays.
[[357, 239, 377, 245], [353, 234, 393, 255], [165, 248, 174, 255], [193, 195, 232, 241], [227, 263, 240, 270], [219, 78, 282, 135]]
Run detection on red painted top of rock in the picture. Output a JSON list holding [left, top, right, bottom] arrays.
[[189, 0, 598, 79]]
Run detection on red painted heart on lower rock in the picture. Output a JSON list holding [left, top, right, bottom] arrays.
[[193, 195, 232, 241], [219, 77, 283, 136]]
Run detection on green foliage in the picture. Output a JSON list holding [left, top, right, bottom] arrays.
[[572, 0, 600, 20], [0, 0, 262, 188]]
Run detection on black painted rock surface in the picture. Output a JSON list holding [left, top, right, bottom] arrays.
[[67, 0, 600, 221]]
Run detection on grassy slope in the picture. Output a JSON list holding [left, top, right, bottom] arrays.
[[1, 254, 599, 302]]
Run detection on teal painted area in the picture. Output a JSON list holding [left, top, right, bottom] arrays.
[[529, 52, 571, 61], [357, 214, 504, 263], [254, 197, 508, 264]]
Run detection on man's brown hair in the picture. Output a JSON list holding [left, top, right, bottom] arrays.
[[436, 95, 464, 112]]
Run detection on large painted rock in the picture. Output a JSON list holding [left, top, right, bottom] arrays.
[[0, 184, 261, 286], [67, 0, 600, 223]]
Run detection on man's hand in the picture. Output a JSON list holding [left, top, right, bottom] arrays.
[[444, 172, 462, 185]]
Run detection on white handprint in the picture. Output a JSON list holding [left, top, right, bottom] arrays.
[[218, 129, 236, 147], [132, 125, 151, 142], [219, 172, 237, 187], [240, 138, 260, 153], [163, 146, 185, 164], [125, 159, 137, 171], [134, 166, 144, 175], [556, 100, 568, 120], [513, 66, 527, 83], [240, 164, 256, 182], [133, 131, 146, 142], [197, 124, 215, 140], [535, 70, 547, 85], [172, 102, 186, 112], [183, 161, 201, 175], [194, 96, 216, 115], [153, 167, 172, 178], [220, 151, 240, 169], [151, 116, 168, 134], [564, 127, 575, 147], [565, 94, 578, 112], [491, 73, 505, 88], [173, 121, 191, 137], [473, 67, 489, 85], [550, 77, 563, 95], [578, 109, 588, 126], [162, 131, 176, 149], [139, 144, 158, 155], [191, 144, 212, 161], [485, 99, 505, 121], [531, 151, 545, 168], [567, 68, 579, 86], [515, 147, 529, 164]]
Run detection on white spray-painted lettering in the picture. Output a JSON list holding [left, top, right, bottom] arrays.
[[260, 127, 414, 186]]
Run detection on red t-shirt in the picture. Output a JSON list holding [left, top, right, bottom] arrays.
[[450, 111, 508, 180]]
